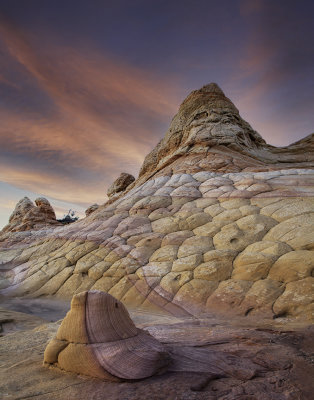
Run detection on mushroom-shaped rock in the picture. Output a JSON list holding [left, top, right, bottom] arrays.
[[107, 173, 135, 198], [44, 291, 170, 380]]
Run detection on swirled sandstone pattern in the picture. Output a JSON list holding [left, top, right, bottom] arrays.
[[44, 290, 170, 380], [0, 83, 313, 321]]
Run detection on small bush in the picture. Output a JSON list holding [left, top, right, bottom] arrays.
[[57, 209, 79, 224]]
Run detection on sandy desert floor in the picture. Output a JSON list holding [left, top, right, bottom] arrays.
[[0, 297, 313, 400]]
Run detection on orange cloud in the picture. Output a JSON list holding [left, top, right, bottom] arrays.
[[0, 109, 152, 173], [0, 16, 183, 208], [0, 200, 17, 210], [0, 161, 105, 206], [0, 17, 179, 118]]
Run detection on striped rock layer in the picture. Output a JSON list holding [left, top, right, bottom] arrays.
[[0, 83, 314, 321], [44, 291, 170, 380]]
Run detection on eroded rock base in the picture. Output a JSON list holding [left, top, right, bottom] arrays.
[[0, 306, 313, 400]]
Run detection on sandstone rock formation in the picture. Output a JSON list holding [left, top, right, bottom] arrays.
[[4, 305, 314, 399], [44, 290, 170, 380], [85, 203, 99, 216], [137, 83, 314, 186], [1, 196, 60, 234], [0, 83, 313, 322], [107, 173, 135, 198]]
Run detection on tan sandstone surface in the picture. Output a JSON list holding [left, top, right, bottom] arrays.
[[0, 83, 313, 323], [0, 302, 314, 399], [1, 197, 61, 236], [44, 291, 170, 380]]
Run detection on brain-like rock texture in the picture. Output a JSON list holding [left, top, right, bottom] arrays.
[[44, 290, 170, 380], [0, 83, 313, 321]]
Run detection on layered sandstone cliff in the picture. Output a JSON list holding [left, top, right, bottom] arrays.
[[0, 84, 313, 321]]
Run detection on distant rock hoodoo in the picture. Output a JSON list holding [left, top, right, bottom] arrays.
[[44, 291, 170, 380], [2, 196, 60, 233], [0, 83, 313, 322]]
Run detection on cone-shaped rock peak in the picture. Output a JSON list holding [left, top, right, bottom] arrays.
[[197, 82, 225, 93], [139, 83, 266, 179]]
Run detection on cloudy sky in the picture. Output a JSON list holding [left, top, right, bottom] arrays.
[[0, 0, 313, 228]]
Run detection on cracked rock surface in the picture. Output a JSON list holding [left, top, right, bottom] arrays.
[[0, 304, 313, 399], [0, 83, 313, 322]]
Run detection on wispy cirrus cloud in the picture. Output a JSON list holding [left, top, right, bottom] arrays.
[[1, 1, 313, 230], [0, 15, 182, 218], [0, 161, 103, 205], [0, 16, 179, 119], [225, 0, 314, 146]]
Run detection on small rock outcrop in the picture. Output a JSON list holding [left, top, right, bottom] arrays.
[[1, 197, 60, 233], [85, 204, 99, 217], [107, 173, 135, 198], [44, 291, 170, 380]]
